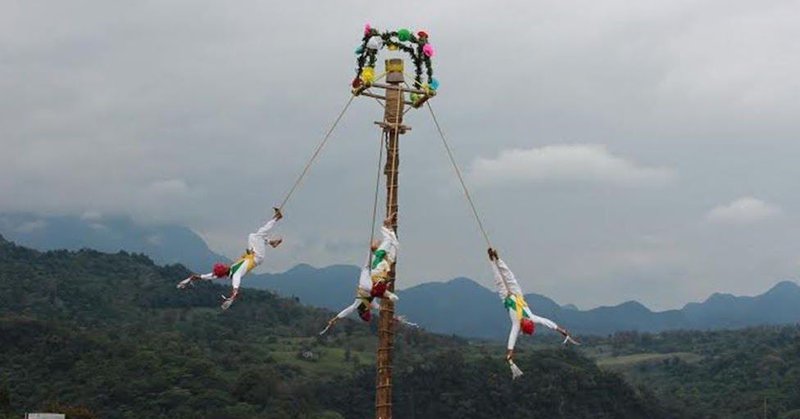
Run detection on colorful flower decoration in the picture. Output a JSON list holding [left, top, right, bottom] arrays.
[[397, 28, 411, 42], [360, 66, 375, 84], [353, 26, 437, 93], [367, 36, 383, 51]]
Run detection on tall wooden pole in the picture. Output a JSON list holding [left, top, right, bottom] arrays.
[[375, 58, 406, 419]]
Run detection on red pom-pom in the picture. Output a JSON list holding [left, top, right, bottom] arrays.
[[417, 30, 429, 39], [352, 77, 362, 88], [213, 263, 230, 278], [358, 304, 372, 322], [521, 318, 535, 335], [371, 282, 387, 297]]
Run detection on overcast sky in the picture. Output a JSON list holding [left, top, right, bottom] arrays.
[[3, 0, 800, 310]]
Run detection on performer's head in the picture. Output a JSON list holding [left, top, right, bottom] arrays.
[[370, 239, 381, 252], [268, 236, 283, 248], [521, 318, 535, 335], [357, 302, 372, 322], [213, 263, 230, 278]]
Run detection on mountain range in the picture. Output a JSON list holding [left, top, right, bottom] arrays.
[[2, 212, 798, 338], [251, 265, 800, 338], [0, 212, 227, 273]]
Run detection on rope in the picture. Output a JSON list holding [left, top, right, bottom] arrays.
[[278, 94, 355, 211], [426, 102, 493, 248], [368, 129, 385, 268]]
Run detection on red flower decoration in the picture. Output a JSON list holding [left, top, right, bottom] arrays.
[[352, 77, 363, 88], [417, 30, 429, 39]]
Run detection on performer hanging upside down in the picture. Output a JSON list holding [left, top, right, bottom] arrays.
[[488, 248, 579, 379], [177, 207, 283, 310], [320, 214, 399, 334]]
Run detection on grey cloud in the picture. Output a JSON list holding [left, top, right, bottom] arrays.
[[3, 0, 800, 309]]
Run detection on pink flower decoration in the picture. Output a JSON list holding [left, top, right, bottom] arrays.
[[364, 23, 371, 35], [422, 43, 435, 58]]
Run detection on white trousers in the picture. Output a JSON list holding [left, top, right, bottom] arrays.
[[335, 264, 376, 319]]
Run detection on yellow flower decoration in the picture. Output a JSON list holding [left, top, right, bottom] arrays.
[[361, 66, 375, 84]]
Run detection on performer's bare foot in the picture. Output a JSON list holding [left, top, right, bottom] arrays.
[[558, 327, 580, 346], [506, 349, 524, 379]]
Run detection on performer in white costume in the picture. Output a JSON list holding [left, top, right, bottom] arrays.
[[488, 248, 578, 379], [320, 214, 399, 334], [177, 208, 283, 310]]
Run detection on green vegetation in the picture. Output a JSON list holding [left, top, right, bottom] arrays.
[[0, 237, 679, 418], [9, 234, 798, 418], [585, 328, 800, 418]]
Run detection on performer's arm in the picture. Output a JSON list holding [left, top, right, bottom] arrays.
[[524, 308, 579, 344], [524, 308, 559, 331], [177, 272, 213, 289]]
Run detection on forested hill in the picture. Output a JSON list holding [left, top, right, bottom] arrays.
[[587, 326, 800, 418], [0, 235, 674, 418]]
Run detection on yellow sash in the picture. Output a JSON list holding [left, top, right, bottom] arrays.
[[512, 294, 528, 320], [232, 250, 257, 276]]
